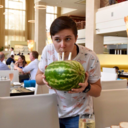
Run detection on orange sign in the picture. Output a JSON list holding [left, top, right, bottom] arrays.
[[27, 40, 34, 51], [124, 16, 128, 37]]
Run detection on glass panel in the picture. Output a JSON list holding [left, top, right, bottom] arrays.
[[5, 35, 25, 46], [46, 6, 57, 14], [5, 0, 26, 10], [5, 9, 25, 30], [46, 14, 57, 31], [46, 14, 57, 44]]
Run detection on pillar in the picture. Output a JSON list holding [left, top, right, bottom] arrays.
[[35, 1, 46, 54], [86, 0, 103, 54]]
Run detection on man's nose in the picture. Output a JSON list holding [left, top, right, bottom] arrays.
[[60, 40, 66, 48]]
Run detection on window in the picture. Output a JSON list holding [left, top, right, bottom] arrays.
[[5, 0, 26, 46], [46, 6, 57, 44]]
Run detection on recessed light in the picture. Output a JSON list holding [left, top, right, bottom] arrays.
[[34, 5, 46, 9], [28, 20, 35, 23], [0, 5, 3, 8]]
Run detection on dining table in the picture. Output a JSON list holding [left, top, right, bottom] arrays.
[[10, 83, 34, 96], [118, 72, 128, 78]]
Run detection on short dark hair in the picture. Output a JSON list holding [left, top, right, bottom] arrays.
[[113, 66, 119, 71], [50, 16, 77, 38], [11, 47, 14, 50], [11, 55, 14, 58], [31, 51, 39, 59]]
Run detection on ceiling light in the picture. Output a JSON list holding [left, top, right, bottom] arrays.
[[28, 20, 35, 23], [0, 5, 3, 8], [34, 5, 46, 9], [75, 0, 86, 5]]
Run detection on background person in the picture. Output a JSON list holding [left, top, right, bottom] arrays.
[[6, 55, 15, 65], [36, 16, 101, 128], [0, 52, 10, 70], [10, 47, 15, 56], [14, 51, 39, 80], [113, 66, 119, 74], [15, 55, 27, 69]]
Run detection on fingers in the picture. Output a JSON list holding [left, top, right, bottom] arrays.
[[68, 87, 84, 94], [42, 74, 48, 85], [42, 74, 53, 89], [85, 72, 89, 82], [68, 71, 89, 94]]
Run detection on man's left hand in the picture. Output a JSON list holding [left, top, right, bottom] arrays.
[[68, 72, 89, 94]]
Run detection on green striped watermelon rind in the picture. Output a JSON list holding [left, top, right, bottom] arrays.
[[45, 60, 85, 91]]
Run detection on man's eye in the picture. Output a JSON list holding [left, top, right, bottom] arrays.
[[66, 38, 71, 41], [55, 38, 60, 42]]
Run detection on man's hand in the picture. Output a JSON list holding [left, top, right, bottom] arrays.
[[42, 66, 53, 89], [68, 72, 89, 94]]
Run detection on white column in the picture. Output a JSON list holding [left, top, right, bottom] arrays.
[[117, 50, 119, 54], [120, 50, 121, 55], [35, 1, 46, 54], [86, 0, 103, 54]]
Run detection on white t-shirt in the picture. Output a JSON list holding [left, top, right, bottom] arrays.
[[39, 43, 101, 118], [11, 51, 14, 55], [23, 59, 39, 80]]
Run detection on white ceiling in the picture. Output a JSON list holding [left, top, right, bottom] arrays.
[[36, 0, 85, 16]]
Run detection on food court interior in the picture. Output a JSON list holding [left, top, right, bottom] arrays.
[[0, 0, 128, 128]]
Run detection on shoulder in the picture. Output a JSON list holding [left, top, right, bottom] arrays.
[[41, 43, 56, 57], [43, 43, 55, 52], [78, 45, 98, 59], [30, 59, 38, 65]]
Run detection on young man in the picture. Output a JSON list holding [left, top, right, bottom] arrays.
[[14, 51, 39, 80], [10, 47, 15, 56], [0, 52, 10, 70]]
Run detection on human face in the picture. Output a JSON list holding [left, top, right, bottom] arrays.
[[51, 29, 78, 59], [18, 56, 23, 63], [29, 52, 34, 61]]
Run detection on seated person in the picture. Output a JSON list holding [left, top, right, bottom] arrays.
[[113, 66, 123, 80], [17, 52, 21, 55], [0, 52, 10, 70], [113, 66, 119, 74], [14, 51, 39, 80], [15, 55, 27, 69], [6, 55, 15, 65]]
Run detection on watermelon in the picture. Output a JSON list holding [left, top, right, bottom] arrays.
[[45, 60, 85, 91]]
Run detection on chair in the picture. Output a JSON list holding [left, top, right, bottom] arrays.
[[0, 94, 59, 128], [0, 70, 19, 82], [0, 80, 10, 97], [102, 67, 116, 74], [101, 72, 118, 81], [101, 79, 127, 90], [93, 89, 128, 128], [34, 84, 49, 95]]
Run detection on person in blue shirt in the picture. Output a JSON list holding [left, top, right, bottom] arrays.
[[6, 55, 15, 65], [0, 52, 10, 70]]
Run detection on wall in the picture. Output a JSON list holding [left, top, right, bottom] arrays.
[[97, 54, 128, 71], [26, 0, 35, 40], [0, 0, 5, 48], [96, 1, 128, 34]]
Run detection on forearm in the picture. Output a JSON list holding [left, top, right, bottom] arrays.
[[87, 79, 101, 97], [36, 69, 44, 85], [36, 74, 44, 85], [15, 67, 23, 73]]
